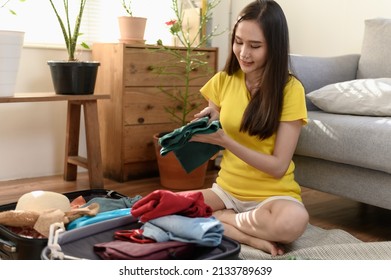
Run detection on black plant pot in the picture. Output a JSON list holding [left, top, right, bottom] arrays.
[[48, 61, 100, 95]]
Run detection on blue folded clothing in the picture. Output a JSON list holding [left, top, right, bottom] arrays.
[[141, 215, 224, 247], [82, 195, 142, 213], [67, 208, 131, 230], [158, 116, 224, 173]]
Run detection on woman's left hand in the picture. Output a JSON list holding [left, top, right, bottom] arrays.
[[190, 128, 226, 147]]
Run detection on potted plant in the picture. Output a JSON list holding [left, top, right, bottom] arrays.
[[47, 0, 100, 95], [0, 0, 25, 97], [152, 0, 222, 190], [117, 0, 147, 44]]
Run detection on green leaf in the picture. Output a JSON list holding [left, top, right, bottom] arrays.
[[81, 42, 89, 49]]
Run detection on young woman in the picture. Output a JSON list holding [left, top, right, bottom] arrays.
[[190, 0, 309, 256]]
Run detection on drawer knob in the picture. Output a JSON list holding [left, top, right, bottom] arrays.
[[128, 63, 137, 74], [137, 117, 145, 124]]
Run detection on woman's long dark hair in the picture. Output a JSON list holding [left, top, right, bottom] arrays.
[[224, 0, 290, 140]]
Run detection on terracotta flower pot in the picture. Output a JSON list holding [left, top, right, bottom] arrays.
[[153, 133, 208, 190], [118, 16, 147, 44]]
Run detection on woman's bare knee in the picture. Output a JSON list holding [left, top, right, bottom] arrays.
[[275, 206, 309, 243]]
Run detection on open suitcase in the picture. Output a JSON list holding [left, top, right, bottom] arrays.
[[41, 213, 241, 260], [0, 189, 128, 260], [1, 189, 241, 260]]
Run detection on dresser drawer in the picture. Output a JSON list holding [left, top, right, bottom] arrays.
[[123, 47, 216, 87], [123, 87, 207, 125], [123, 123, 177, 163]]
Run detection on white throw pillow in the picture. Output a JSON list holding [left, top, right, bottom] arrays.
[[307, 78, 391, 116]]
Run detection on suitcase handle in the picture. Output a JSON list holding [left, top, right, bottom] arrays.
[[0, 238, 16, 253], [106, 190, 127, 199], [46, 223, 84, 260]]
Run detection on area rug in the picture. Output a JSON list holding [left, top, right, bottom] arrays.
[[239, 224, 391, 260]]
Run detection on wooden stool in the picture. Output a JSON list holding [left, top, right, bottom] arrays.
[[64, 99, 105, 188], [0, 92, 110, 189]]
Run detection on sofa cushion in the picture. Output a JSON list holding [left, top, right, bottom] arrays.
[[306, 78, 391, 116], [357, 18, 391, 79], [295, 111, 391, 175], [290, 54, 360, 111]]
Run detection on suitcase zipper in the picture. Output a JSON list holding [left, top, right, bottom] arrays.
[[0, 238, 16, 253]]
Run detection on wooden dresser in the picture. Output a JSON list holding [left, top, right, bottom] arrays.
[[92, 43, 218, 182]]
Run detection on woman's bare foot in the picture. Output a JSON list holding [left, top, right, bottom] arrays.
[[222, 221, 284, 256], [213, 210, 285, 256], [248, 238, 285, 256]]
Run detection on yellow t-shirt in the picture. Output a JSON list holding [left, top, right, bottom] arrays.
[[200, 70, 307, 202]]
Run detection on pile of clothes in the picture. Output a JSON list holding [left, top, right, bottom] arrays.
[[93, 190, 224, 260]]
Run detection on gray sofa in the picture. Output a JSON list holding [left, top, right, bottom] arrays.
[[290, 18, 391, 210]]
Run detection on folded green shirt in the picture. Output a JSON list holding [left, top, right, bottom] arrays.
[[158, 117, 224, 173]]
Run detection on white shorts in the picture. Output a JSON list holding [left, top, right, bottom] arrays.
[[211, 183, 303, 213]]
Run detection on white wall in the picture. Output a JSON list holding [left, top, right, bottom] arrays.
[[277, 0, 391, 56], [1, 0, 391, 181], [230, 0, 391, 56], [0, 47, 90, 181]]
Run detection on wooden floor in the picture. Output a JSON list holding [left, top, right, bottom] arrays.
[[1, 170, 391, 243]]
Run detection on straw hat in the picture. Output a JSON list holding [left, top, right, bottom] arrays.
[[15, 190, 71, 213]]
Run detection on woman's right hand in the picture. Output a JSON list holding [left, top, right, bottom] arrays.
[[193, 101, 220, 122]]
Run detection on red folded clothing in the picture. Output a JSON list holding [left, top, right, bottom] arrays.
[[130, 190, 212, 223]]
